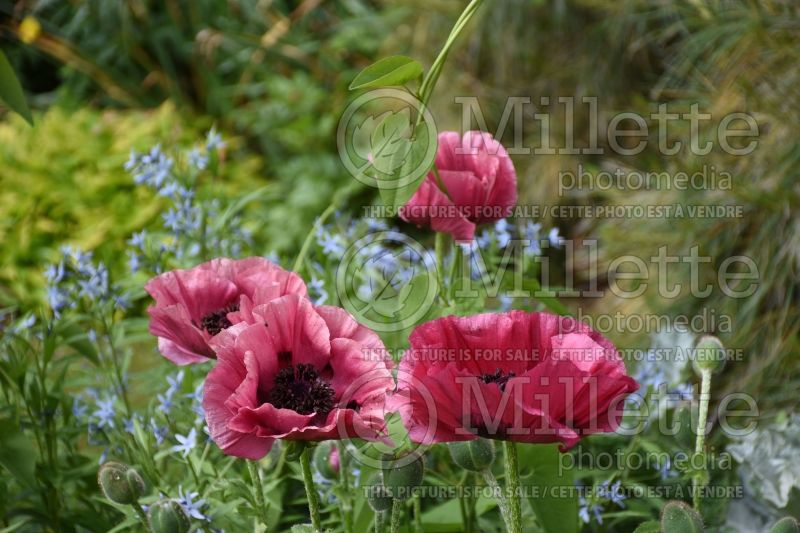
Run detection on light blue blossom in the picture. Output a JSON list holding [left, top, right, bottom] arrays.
[[206, 128, 224, 151], [309, 276, 329, 305], [178, 486, 210, 521], [187, 148, 208, 171], [172, 428, 198, 458], [494, 219, 512, 248], [318, 231, 346, 257], [579, 497, 603, 524], [548, 227, 564, 248], [72, 398, 88, 419], [150, 418, 167, 445], [93, 397, 116, 429]]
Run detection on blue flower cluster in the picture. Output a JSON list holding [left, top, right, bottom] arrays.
[[44, 245, 126, 317]]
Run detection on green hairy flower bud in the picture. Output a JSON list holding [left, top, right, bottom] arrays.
[[692, 335, 725, 375], [448, 439, 496, 472], [97, 461, 146, 504], [661, 501, 703, 533], [770, 517, 800, 533], [365, 473, 394, 512], [148, 499, 191, 533], [313, 441, 339, 480], [382, 452, 425, 501]]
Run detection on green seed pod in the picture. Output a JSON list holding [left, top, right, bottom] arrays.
[[770, 517, 800, 533], [382, 452, 425, 501], [692, 335, 725, 375], [313, 441, 339, 480], [661, 501, 703, 533], [365, 473, 394, 512], [674, 404, 696, 450], [148, 499, 191, 533], [97, 461, 146, 504], [448, 439, 496, 472]]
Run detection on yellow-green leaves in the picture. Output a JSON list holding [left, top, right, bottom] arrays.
[[349, 56, 423, 90], [0, 50, 32, 125]]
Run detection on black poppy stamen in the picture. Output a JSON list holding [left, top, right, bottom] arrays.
[[200, 302, 240, 336], [480, 369, 516, 391], [266, 363, 336, 416]]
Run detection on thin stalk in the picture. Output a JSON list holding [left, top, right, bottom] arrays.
[[413, 493, 423, 533], [300, 447, 323, 532], [502, 441, 522, 533], [390, 499, 403, 533], [337, 441, 354, 533], [132, 502, 153, 533], [693, 368, 712, 509], [482, 468, 511, 528], [292, 203, 337, 273], [247, 460, 269, 530]]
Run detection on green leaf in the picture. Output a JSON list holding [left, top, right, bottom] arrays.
[[349, 55, 423, 90], [0, 419, 37, 490], [518, 443, 579, 533], [0, 50, 32, 125], [370, 108, 412, 174], [377, 123, 433, 210]]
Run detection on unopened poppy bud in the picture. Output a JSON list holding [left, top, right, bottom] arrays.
[[382, 452, 425, 501], [448, 439, 496, 472], [661, 501, 703, 533], [97, 461, 146, 504], [313, 442, 339, 480], [365, 473, 394, 511], [148, 500, 191, 533], [692, 335, 725, 375], [770, 517, 800, 533]]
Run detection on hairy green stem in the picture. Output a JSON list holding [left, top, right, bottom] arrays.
[[300, 447, 323, 532], [337, 441, 354, 533], [413, 493, 423, 533], [390, 499, 402, 533], [503, 441, 522, 533], [435, 231, 451, 305], [132, 501, 153, 533], [247, 460, 269, 530], [693, 368, 712, 509], [482, 468, 511, 528]]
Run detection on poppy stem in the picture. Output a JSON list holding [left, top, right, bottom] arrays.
[[300, 446, 323, 532], [390, 498, 403, 533], [246, 460, 269, 530], [502, 441, 522, 533], [693, 367, 712, 510], [481, 468, 511, 528]]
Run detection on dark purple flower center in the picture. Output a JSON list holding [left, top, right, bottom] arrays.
[[480, 369, 515, 391], [265, 363, 336, 416], [200, 302, 240, 336]]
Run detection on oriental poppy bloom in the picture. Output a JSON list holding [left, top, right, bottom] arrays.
[[399, 131, 517, 241], [203, 294, 394, 459], [145, 257, 306, 365], [392, 311, 638, 448]]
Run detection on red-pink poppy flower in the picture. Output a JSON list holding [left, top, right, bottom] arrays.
[[203, 294, 394, 459], [399, 131, 517, 241], [392, 311, 638, 449], [145, 257, 306, 365]]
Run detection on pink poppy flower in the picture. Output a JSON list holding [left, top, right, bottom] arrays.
[[202, 294, 394, 459], [392, 311, 638, 449], [145, 257, 306, 365], [399, 131, 517, 241]]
